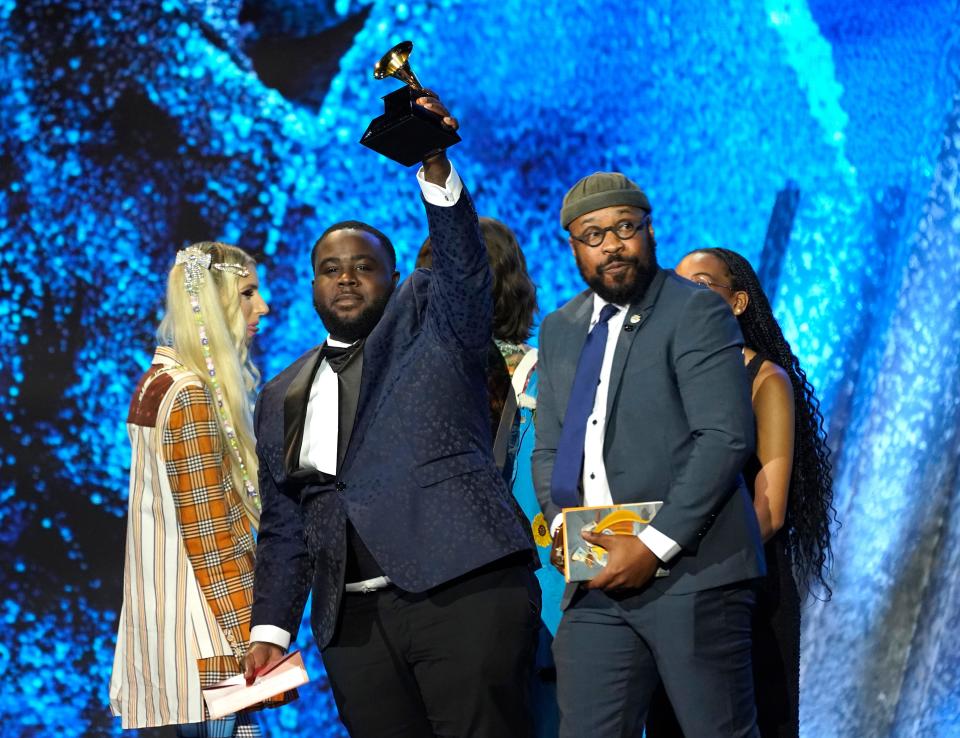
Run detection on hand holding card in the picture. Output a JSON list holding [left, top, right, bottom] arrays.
[[202, 650, 309, 719]]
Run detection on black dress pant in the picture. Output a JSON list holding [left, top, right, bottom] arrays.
[[322, 556, 541, 738]]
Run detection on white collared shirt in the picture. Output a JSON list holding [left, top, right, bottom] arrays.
[[581, 296, 628, 507], [297, 337, 352, 475], [551, 294, 681, 564]]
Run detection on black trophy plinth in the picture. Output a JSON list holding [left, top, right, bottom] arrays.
[[360, 86, 461, 167]]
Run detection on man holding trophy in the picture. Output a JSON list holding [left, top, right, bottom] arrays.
[[244, 43, 540, 737]]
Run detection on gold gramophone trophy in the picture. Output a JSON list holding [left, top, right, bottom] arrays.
[[359, 41, 461, 166]]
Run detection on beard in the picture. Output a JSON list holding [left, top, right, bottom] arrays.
[[576, 244, 659, 305], [313, 290, 393, 343]]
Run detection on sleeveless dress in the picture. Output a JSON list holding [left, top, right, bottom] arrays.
[[645, 354, 800, 738], [743, 354, 800, 738]]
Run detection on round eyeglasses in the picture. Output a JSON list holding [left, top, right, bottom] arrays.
[[571, 214, 651, 248]]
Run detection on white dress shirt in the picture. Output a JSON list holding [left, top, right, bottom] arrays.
[[551, 294, 681, 564], [250, 163, 463, 651], [297, 338, 351, 474]]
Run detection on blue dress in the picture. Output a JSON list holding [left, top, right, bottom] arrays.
[[505, 358, 566, 634], [498, 344, 565, 737]]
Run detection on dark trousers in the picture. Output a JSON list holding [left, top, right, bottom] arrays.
[[553, 583, 759, 738], [322, 557, 541, 738]]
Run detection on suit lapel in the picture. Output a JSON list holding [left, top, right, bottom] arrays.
[[604, 269, 668, 422], [283, 346, 324, 477], [336, 345, 364, 471], [555, 292, 595, 411]]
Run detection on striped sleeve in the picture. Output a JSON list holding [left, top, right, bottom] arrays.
[[162, 384, 254, 653]]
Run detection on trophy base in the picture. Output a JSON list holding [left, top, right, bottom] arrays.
[[360, 87, 462, 167]]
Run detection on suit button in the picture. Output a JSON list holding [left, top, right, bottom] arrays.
[[335, 482, 346, 492]]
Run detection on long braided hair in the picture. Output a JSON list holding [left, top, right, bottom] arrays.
[[690, 248, 836, 598]]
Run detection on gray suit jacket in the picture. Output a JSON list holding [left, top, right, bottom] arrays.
[[533, 269, 764, 603]]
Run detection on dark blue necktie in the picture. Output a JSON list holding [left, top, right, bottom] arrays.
[[550, 303, 619, 508]]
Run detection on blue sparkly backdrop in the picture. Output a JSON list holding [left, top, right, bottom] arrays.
[[2, 1, 959, 736]]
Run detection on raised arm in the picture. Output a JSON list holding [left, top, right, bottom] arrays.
[[415, 94, 492, 351]]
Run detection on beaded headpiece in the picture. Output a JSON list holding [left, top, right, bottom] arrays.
[[175, 246, 250, 293], [175, 245, 259, 514]]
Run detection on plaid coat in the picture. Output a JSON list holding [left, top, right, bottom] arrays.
[[110, 347, 264, 730]]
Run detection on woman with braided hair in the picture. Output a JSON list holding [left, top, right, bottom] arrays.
[[110, 242, 275, 737], [647, 247, 835, 738]]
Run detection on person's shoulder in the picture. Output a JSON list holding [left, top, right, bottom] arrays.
[[408, 268, 430, 294], [753, 358, 793, 397], [147, 347, 203, 388], [660, 269, 734, 316], [542, 289, 592, 329], [169, 380, 210, 409], [662, 269, 697, 293], [157, 363, 205, 402], [129, 357, 201, 426], [261, 346, 322, 393], [751, 359, 794, 426], [659, 269, 708, 304], [160, 380, 214, 431]]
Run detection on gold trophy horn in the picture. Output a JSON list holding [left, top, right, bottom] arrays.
[[373, 41, 423, 90], [361, 39, 460, 166]]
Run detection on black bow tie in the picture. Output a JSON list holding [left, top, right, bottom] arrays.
[[321, 342, 359, 373]]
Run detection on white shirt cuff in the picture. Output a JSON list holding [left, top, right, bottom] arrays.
[[550, 513, 563, 536], [249, 624, 291, 651], [639, 525, 682, 563], [416, 162, 463, 206]]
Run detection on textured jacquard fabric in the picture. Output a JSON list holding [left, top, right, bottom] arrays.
[[251, 190, 537, 651]]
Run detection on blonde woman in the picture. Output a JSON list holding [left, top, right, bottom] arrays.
[[110, 242, 271, 737]]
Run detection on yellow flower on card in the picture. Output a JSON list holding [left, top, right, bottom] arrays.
[[532, 513, 551, 547]]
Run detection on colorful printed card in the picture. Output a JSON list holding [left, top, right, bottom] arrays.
[[562, 501, 668, 582]]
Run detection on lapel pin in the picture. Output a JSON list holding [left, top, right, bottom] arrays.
[[630, 313, 643, 324]]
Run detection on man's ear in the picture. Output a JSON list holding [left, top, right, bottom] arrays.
[[392, 270, 400, 288]]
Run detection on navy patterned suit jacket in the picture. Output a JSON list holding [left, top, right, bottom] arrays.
[[251, 189, 536, 649]]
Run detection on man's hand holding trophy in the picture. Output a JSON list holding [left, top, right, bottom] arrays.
[[360, 40, 461, 171]]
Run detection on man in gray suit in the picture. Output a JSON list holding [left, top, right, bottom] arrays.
[[532, 172, 765, 737]]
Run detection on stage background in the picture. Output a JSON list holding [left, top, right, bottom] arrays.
[[2, 0, 960, 735]]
